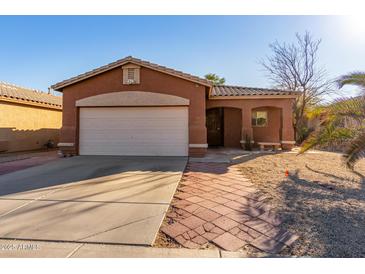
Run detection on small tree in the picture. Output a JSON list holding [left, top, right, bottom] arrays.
[[204, 73, 226, 85], [300, 72, 365, 170], [261, 31, 333, 142]]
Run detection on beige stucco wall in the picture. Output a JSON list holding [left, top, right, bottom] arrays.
[[0, 101, 62, 152]]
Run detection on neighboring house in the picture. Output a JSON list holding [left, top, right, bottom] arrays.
[[51, 56, 299, 157], [0, 82, 62, 153]]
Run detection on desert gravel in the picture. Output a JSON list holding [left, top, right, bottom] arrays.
[[238, 150, 365, 257]]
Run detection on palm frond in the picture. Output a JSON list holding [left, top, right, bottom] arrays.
[[343, 130, 365, 170], [299, 119, 355, 154], [330, 96, 365, 121], [299, 131, 321, 153], [305, 105, 327, 120], [300, 72, 365, 170], [337, 72, 365, 89]]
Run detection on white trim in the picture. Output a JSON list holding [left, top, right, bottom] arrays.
[[281, 140, 296, 144], [58, 142, 74, 147], [122, 64, 140, 69], [189, 144, 208, 148], [240, 140, 254, 144], [76, 91, 190, 107]]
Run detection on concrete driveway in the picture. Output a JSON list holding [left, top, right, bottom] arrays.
[[0, 156, 187, 245]]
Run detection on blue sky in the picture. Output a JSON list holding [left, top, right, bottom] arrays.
[[0, 16, 364, 97]]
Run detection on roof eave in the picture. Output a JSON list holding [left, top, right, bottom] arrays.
[[51, 59, 131, 91], [0, 96, 62, 110], [209, 94, 300, 100], [51, 58, 212, 91]]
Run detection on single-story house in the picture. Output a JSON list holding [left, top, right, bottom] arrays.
[[0, 82, 62, 152], [51, 56, 299, 157]]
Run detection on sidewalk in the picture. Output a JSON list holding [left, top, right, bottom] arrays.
[[0, 239, 251, 258]]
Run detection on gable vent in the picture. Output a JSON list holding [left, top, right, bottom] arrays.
[[122, 64, 140, 85], [127, 68, 135, 80]]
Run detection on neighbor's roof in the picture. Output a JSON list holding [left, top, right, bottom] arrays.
[[0, 82, 62, 109], [51, 56, 212, 91], [211, 85, 301, 98]]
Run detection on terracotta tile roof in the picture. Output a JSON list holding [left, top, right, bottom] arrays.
[[211, 85, 301, 97], [0, 82, 62, 109], [51, 56, 212, 91]]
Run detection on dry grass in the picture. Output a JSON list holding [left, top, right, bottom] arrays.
[[238, 150, 365, 257]]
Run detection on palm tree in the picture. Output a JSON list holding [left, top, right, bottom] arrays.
[[204, 73, 226, 85], [300, 72, 365, 170], [337, 72, 365, 90]]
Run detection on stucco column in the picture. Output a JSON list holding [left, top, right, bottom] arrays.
[[281, 104, 295, 150], [241, 107, 253, 147], [58, 104, 78, 156]]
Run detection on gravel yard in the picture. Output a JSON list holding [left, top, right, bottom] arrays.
[[238, 150, 365, 257]]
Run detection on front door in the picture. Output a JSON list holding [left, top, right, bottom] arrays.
[[206, 108, 224, 146]]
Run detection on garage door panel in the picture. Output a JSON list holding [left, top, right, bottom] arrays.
[[79, 107, 188, 156], [81, 136, 188, 143], [80, 120, 187, 130], [79, 145, 188, 156], [80, 108, 186, 118], [81, 117, 188, 123], [80, 134, 188, 143], [80, 129, 188, 137]]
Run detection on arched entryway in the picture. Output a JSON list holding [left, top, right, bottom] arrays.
[[206, 107, 242, 148]]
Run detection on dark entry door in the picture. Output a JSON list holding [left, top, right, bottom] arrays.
[[206, 108, 224, 146]]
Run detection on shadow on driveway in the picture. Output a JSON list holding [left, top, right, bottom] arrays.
[[0, 156, 187, 246], [0, 155, 187, 197]]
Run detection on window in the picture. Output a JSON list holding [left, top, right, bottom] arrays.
[[252, 111, 268, 127]]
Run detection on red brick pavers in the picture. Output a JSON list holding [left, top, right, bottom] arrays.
[[160, 162, 298, 253], [0, 151, 60, 175]]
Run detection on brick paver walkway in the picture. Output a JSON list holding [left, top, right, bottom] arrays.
[[160, 162, 298, 253], [0, 150, 60, 175]]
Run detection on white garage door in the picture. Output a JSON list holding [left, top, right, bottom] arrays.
[[79, 107, 189, 156]]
